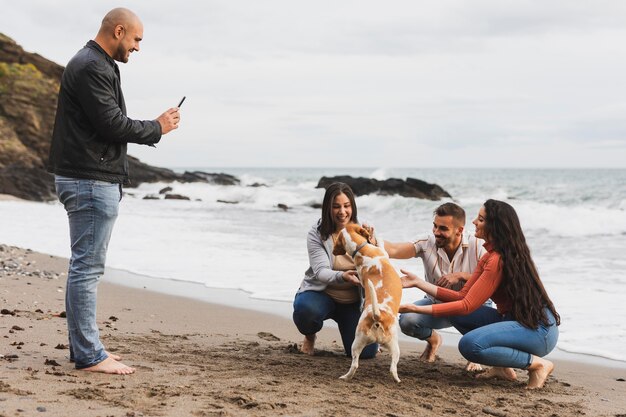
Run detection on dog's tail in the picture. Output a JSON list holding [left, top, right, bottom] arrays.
[[366, 279, 381, 322]]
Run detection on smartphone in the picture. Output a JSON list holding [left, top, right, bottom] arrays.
[[177, 96, 186, 108]]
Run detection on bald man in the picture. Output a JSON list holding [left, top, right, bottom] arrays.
[[48, 8, 180, 374]]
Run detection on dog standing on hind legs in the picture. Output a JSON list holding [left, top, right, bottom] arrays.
[[332, 223, 403, 383]]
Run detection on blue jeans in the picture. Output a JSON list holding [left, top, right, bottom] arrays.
[[55, 175, 121, 369], [399, 297, 454, 340], [399, 297, 493, 341], [451, 306, 559, 369], [293, 290, 378, 358]]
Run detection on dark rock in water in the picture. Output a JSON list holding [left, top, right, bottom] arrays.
[[217, 199, 239, 204], [316, 175, 451, 200], [277, 203, 289, 211], [164, 194, 190, 200], [125, 162, 243, 188], [248, 182, 267, 187], [159, 186, 173, 194], [125, 160, 244, 189], [142, 194, 160, 200], [126, 156, 182, 186], [180, 171, 240, 186], [404, 177, 451, 200], [317, 176, 378, 196], [310, 203, 322, 209]]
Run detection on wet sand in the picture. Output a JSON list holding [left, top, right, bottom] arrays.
[[1, 244, 625, 416]]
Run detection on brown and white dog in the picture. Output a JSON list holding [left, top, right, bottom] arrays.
[[333, 223, 403, 383]]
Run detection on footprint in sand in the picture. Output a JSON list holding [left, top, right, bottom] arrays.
[[257, 332, 280, 342]]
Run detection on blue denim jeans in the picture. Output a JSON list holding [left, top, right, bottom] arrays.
[[55, 175, 121, 369], [293, 290, 378, 358], [399, 297, 493, 341], [451, 306, 559, 369], [399, 297, 454, 340]]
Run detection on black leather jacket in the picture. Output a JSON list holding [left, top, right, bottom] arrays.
[[47, 40, 162, 184]]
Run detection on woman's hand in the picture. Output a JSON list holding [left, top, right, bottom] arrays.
[[400, 269, 423, 289], [436, 272, 465, 288], [342, 270, 361, 286], [399, 303, 432, 315], [362, 223, 377, 246], [399, 303, 417, 313]]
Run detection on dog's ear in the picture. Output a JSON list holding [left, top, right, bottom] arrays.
[[332, 232, 347, 255]]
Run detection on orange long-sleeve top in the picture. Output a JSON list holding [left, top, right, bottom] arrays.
[[431, 243, 512, 317]]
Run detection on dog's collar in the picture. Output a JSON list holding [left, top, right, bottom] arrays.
[[351, 241, 368, 258]]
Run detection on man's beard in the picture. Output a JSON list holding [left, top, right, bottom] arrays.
[[434, 236, 449, 248], [114, 44, 129, 63]]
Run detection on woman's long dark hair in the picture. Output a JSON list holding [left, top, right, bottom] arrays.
[[483, 199, 560, 328], [318, 182, 358, 240]]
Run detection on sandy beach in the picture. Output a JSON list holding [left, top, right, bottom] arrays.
[[1, 244, 625, 417]]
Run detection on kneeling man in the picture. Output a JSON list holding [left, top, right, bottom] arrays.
[[383, 203, 487, 368]]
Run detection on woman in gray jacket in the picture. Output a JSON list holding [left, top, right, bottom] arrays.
[[293, 182, 378, 358]]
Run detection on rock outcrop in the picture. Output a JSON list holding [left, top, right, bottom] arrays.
[[316, 175, 451, 200], [177, 171, 240, 186], [0, 34, 61, 201]]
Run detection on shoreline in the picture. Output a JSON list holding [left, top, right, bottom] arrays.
[[104, 265, 626, 370], [2, 244, 626, 416]]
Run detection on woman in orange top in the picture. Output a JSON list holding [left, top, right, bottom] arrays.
[[400, 199, 560, 389]]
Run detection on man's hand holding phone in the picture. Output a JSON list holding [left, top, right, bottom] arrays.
[[157, 96, 185, 134]]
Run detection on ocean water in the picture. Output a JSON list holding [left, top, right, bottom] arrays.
[[1, 168, 625, 363]]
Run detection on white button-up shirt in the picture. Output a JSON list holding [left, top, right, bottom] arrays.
[[413, 233, 486, 302]]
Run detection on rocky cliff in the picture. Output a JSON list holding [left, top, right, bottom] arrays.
[[0, 33, 207, 201]]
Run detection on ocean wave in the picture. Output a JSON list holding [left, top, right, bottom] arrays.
[[369, 168, 388, 180], [514, 200, 626, 237], [131, 181, 626, 238], [557, 343, 626, 363]]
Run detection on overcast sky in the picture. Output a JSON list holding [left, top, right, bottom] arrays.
[[3, 1, 626, 168]]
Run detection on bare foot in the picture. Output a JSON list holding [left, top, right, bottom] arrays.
[[419, 330, 442, 362], [81, 357, 135, 375], [465, 361, 483, 372], [300, 334, 316, 356], [526, 356, 554, 389], [106, 351, 121, 361], [476, 366, 517, 381], [69, 351, 121, 362]]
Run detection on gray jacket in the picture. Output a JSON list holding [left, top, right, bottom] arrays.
[[297, 220, 347, 293]]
